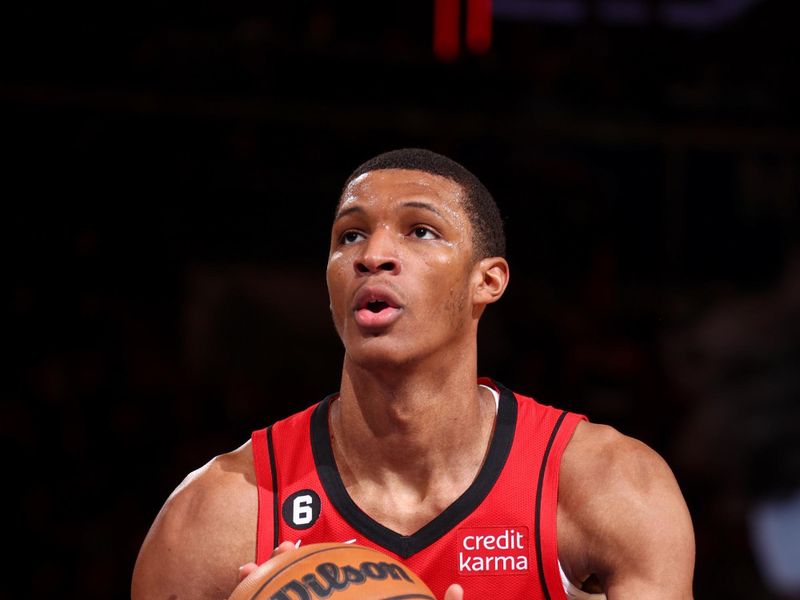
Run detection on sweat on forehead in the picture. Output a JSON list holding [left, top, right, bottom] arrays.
[[338, 148, 506, 259], [337, 169, 464, 211]]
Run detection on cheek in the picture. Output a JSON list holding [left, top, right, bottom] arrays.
[[444, 283, 469, 326], [423, 255, 471, 315], [326, 261, 348, 312], [422, 249, 460, 274], [326, 254, 348, 288]]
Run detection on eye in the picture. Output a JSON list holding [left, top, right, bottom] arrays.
[[411, 226, 437, 240], [341, 230, 365, 245]]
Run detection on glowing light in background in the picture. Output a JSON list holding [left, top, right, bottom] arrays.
[[493, 0, 764, 29], [434, 0, 493, 60]]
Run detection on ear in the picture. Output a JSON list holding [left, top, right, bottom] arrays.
[[471, 257, 510, 307]]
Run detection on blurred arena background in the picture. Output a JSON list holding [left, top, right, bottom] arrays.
[[4, 0, 799, 597]]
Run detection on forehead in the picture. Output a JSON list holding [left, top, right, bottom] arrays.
[[337, 168, 467, 216]]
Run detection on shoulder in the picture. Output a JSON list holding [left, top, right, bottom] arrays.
[[132, 440, 258, 600], [561, 422, 675, 495], [558, 422, 695, 598]]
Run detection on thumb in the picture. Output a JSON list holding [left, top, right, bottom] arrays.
[[444, 583, 464, 600]]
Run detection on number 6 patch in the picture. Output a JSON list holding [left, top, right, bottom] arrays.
[[282, 489, 321, 529]]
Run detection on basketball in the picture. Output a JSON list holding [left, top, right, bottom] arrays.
[[229, 543, 436, 600]]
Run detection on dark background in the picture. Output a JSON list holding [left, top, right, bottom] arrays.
[[5, 0, 800, 598]]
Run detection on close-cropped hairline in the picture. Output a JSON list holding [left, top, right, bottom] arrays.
[[344, 165, 463, 188]]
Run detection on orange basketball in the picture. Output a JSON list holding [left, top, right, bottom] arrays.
[[229, 543, 436, 600]]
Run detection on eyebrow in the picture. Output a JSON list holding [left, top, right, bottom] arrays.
[[333, 205, 366, 221], [333, 200, 445, 222], [402, 201, 445, 219]]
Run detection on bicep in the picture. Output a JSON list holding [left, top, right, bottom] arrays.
[[132, 462, 257, 600], [132, 495, 238, 600], [598, 441, 695, 599], [560, 425, 695, 599]]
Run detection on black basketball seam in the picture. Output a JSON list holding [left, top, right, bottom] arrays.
[[534, 410, 568, 600], [267, 425, 279, 550], [249, 545, 401, 599], [380, 595, 437, 599]]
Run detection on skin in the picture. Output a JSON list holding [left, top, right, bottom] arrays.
[[132, 168, 695, 599]]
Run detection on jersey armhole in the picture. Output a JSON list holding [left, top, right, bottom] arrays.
[[539, 412, 587, 600], [251, 426, 279, 564]]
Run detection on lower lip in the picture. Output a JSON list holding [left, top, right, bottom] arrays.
[[354, 306, 402, 329]]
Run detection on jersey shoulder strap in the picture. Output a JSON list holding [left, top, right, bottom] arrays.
[[251, 426, 278, 562], [251, 402, 321, 564], [521, 394, 585, 600]]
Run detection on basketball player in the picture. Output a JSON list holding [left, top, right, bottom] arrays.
[[132, 149, 695, 599]]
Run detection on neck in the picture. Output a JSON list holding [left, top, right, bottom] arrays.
[[331, 350, 497, 494]]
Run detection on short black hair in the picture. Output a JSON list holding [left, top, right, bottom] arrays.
[[343, 148, 505, 260]]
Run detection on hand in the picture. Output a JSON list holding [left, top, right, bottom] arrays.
[[238, 544, 464, 600], [237, 541, 297, 583]]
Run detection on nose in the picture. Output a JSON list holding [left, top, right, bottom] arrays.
[[354, 229, 400, 275]]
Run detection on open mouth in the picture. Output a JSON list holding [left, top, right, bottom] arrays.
[[366, 300, 390, 313], [353, 289, 403, 329]]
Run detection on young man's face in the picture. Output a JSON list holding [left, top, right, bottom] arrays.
[[326, 168, 482, 369]]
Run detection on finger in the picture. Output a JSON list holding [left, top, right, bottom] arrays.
[[444, 583, 464, 600], [237, 563, 258, 583], [271, 541, 297, 557], [239, 541, 297, 583]]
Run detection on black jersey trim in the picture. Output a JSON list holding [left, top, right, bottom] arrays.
[[267, 425, 280, 550], [310, 382, 518, 559], [534, 410, 568, 600]]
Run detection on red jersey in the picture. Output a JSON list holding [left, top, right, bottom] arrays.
[[251, 379, 585, 600]]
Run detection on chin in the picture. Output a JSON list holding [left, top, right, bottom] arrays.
[[344, 336, 422, 371]]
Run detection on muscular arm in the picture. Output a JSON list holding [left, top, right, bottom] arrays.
[[131, 442, 258, 600], [558, 422, 695, 599]]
